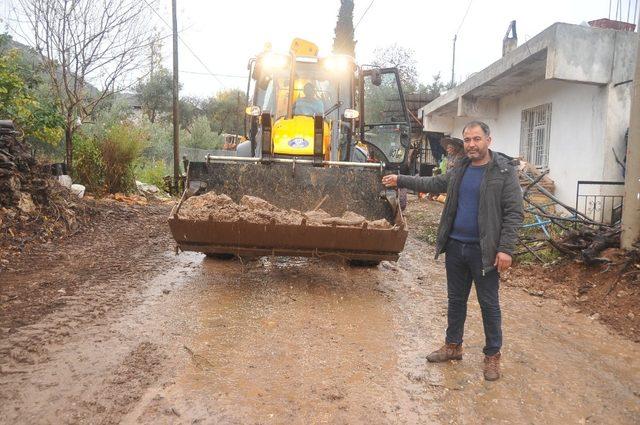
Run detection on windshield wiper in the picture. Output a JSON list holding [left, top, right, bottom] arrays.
[[323, 101, 343, 118]]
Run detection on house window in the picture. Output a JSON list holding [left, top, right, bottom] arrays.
[[520, 103, 552, 169]]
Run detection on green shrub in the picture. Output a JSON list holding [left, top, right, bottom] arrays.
[[100, 122, 148, 194], [72, 132, 104, 194], [0, 46, 65, 147], [184, 116, 223, 149], [142, 119, 173, 161], [135, 159, 169, 191], [516, 246, 563, 265]]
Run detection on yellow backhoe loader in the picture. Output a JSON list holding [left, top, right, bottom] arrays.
[[168, 39, 412, 264]]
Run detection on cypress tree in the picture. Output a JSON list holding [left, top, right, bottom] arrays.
[[332, 0, 356, 57]]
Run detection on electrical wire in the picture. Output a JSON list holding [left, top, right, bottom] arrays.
[[139, 0, 226, 88], [456, 0, 475, 36], [354, 0, 375, 29], [181, 70, 245, 78], [609, 0, 612, 19]]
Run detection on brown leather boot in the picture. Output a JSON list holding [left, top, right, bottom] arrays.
[[483, 352, 501, 381], [426, 342, 463, 363]]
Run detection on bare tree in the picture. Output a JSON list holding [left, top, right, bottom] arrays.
[[372, 44, 419, 92], [17, 0, 155, 168]]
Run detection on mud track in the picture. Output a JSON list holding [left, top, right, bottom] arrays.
[[1, 198, 638, 424]]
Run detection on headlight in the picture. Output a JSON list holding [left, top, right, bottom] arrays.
[[261, 53, 289, 70], [322, 55, 352, 73]]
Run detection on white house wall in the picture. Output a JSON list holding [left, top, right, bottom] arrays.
[[448, 79, 609, 208], [603, 83, 633, 182]]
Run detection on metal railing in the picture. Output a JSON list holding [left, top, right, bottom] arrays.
[[179, 148, 236, 163], [575, 180, 625, 224]]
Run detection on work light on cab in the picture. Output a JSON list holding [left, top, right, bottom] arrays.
[[260, 52, 289, 70], [322, 55, 352, 73]]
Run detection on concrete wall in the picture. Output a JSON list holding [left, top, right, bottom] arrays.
[[546, 24, 616, 84], [602, 31, 637, 182], [547, 24, 637, 84]]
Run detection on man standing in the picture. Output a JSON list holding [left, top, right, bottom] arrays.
[[382, 121, 523, 381]]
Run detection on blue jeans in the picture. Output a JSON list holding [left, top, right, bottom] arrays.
[[444, 238, 502, 356]]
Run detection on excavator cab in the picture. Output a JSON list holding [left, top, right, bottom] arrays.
[[242, 42, 357, 162], [168, 39, 412, 263]]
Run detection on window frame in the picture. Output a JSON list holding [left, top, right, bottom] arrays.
[[520, 103, 552, 170]]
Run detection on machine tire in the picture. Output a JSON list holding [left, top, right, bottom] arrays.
[[205, 253, 236, 260], [348, 259, 381, 267]]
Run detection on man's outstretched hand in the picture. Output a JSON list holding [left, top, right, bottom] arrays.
[[382, 174, 398, 187], [494, 252, 512, 273]]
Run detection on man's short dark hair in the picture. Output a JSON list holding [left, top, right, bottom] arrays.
[[462, 120, 491, 136]]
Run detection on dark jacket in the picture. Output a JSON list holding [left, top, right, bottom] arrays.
[[397, 150, 524, 274]]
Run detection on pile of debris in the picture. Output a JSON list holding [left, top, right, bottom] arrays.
[[0, 120, 43, 212], [0, 120, 88, 265], [518, 160, 555, 194], [551, 226, 623, 265], [514, 163, 639, 273], [178, 192, 392, 229]]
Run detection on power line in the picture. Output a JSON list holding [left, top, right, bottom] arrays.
[[181, 70, 245, 78], [354, 0, 375, 29], [139, 0, 226, 88], [456, 0, 475, 36], [609, 0, 612, 19], [450, 0, 475, 87]]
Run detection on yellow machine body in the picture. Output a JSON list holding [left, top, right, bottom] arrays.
[[272, 116, 331, 158], [290, 38, 319, 57]]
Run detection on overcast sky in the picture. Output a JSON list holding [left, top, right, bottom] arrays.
[[3, 0, 637, 97]]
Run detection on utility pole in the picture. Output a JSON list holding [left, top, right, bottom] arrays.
[[450, 34, 457, 88], [171, 0, 180, 193], [621, 27, 640, 249]]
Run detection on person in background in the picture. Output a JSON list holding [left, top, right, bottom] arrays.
[[440, 137, 465, 173], [428, 137, 465, 200]]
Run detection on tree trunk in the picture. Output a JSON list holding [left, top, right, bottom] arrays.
[[65, 125, 74, 171]]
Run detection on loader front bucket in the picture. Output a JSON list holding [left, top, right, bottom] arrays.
[[168, 160, 408, 262]]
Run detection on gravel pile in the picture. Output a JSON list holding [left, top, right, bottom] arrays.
[[178, 192, 392, 229]]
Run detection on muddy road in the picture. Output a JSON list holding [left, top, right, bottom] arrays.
[[1, 199, 639, 424]]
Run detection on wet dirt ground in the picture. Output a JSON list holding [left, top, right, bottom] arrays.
[[1, 198, 639, 424]]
